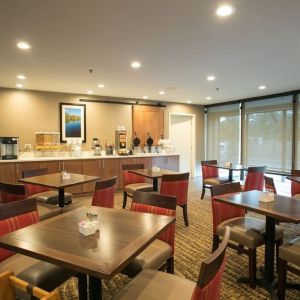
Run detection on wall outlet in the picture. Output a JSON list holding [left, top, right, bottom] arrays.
[[24, 144, 31, 149]]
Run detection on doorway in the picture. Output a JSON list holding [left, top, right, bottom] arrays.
[[169, 113, 196, 178]]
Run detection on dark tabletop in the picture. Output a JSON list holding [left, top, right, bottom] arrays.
[[286, 176, 300, 184], [0, 206, 175, 280], [207, 164, 247, 171], [129, 168, 178, 179], [215, 190, 300, 223]]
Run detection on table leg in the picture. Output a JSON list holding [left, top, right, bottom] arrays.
[[153, 178, 158, 192], [240, 170, 245, 181], [229, 170, 233, 182], [264, 216, 275, 284], [89, 276, 102, 300], [58, 188, 65, 208], [77, 273, 88, 300]]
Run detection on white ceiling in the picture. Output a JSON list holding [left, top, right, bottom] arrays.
[[0, 0, 300, 105]]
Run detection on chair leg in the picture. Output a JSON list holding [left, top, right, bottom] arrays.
[[248, 248, 257, 289], [123, 191, 127, 209], [277, 257, 287, 300], [201, 186, 205, 199], [237, 244, 244, 254], [276, 238, 283, 272], [212, 234, 220, 252], [166, 256, 174, 274], [182, 204, 189, 226]]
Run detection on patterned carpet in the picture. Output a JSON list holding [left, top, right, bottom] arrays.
[[57, 180, 300, 299]]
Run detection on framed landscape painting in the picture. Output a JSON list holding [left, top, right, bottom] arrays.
[[60, 103, 86, 142]]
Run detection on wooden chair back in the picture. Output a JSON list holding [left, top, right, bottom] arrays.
[[0, 198, 37, 220], [0, 271, 61, 300], [22, 168, 50, 197], [191, 227, 230, 300], [22, 168, 48, 178], [244, 166, 266, 191], [210, 182, 241, 198], [0, 182, 26, 203], [291, 170, 300, 196], [201, 160, 219, 180], [92, 177, 117, 208]]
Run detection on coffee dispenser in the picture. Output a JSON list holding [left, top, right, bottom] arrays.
[[0, 137, 19, 160], [115, 128, 127, 155]]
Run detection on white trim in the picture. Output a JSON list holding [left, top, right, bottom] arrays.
[[168, 112, 196, 178]]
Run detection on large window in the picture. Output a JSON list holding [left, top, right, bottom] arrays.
[[243, 96, 292, 172], [207, 104, 240, 164]]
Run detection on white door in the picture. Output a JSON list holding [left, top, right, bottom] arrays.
[[170, 114, 194, 177]]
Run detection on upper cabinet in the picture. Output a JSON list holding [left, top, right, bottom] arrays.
[[132, 105, 164, 147]]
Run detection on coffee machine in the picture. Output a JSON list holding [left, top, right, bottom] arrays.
[[115, 128, 127, 155], [0, 137, 19, 160]]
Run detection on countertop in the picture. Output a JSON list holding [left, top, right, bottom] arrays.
[[0, 152, 179, 163]]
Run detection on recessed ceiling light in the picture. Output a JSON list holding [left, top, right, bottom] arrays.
[[97, 84, 104, 88], [143, 96, 148, 99], [206, 97, 212, 100], [207, 75, 216, 81], [216, 5, 234, 17], [259, 85, 266, 90], [17, 41, 31, 50], [16, 83, 24, 88], [87, 90, 93, 94], [17, 74, 26, 80], [187, 100, 192, 104], [159, 91, 165, 95], [131, 61, 141, 68]]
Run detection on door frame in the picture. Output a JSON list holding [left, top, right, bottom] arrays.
[[169, 112, 196, 178]]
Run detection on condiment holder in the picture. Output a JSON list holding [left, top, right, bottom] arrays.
[[152, 166, 161, 172], [79, 211, 100, 236], [61, 170, 70, 180], [259, 192, 275, 203]]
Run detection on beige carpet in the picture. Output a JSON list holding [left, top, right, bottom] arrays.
[[58, 180, 300, 299]]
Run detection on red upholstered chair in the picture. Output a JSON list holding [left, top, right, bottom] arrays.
[[0, 182, 26, 203], [291, 169, 300, 199], [242, 166, 266, 191], [121, 191, 176, 277], [114, 227, 230, 300], [92, 177, 117, 208], [264, 175, 277, 194], [201, 160, 229, 199], [160, 172, 190, 226], [211, 182, 283, 288], [0, 199, 74, 293], [22, 168, 72, 205], [122, 164, 153, 209]]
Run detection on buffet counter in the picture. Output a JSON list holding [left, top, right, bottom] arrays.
[[0, 153, 180, 193]]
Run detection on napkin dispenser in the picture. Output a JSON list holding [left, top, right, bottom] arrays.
[[259, 192, 275, 203]]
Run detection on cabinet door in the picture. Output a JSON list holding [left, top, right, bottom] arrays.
[[165, 155, 180, 171], [62, 160, 83, 194], [101, 159, 120, 189], [0, 163, 16, 183], [39, 161, 60, 174], [82, 159, 101, 193]]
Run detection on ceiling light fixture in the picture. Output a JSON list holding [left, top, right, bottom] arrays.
[[17, 41, 31, 50], [143, 96, 148, 99], [131, 61, 141, 68], [216, 5, 234, 17], [206, 97, 212, 100], [16, 83, 24, 88], [259, 85, 266, 90], [207, 75, 215, 81], [87, 90, 93, 94], [17, 74, 26, 80], [97, 84, 104, 88], [158, 91, 165, 95], [187, 100, 192, 104]]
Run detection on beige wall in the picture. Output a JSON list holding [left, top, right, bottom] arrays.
[[0, 87, 205, 174]]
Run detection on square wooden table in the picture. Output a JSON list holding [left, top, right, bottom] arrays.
[[19, 173, 100, 208], [128, 168, 179, 191], [215, 190, 300, 297], [0, 206, 175, 300], [286, 176, 300, 184], [207, 163, 248, 181]]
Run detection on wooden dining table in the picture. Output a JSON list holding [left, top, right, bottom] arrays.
[[128, 168, 179, 191], [0, 205, 175, 300], [207, 163, 248, 181], [286, 176, 300, 184], [19, 173, 100, 208], [215, 190, 300, 298]]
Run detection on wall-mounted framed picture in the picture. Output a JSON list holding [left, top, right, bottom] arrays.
[[60, 103, 86, 142]]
